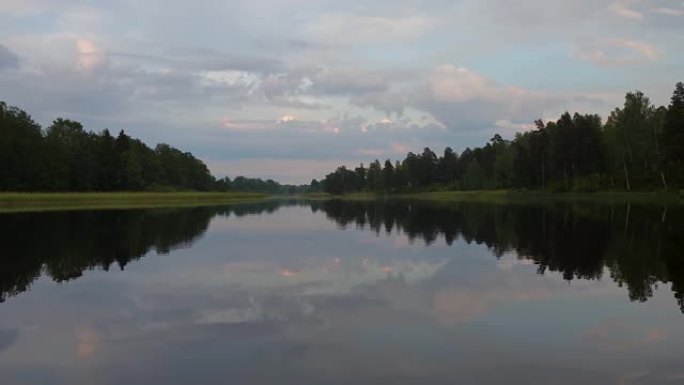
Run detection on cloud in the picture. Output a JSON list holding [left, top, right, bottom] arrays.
[[310, 68, 393, 96], [303, 14, 438, 45], [429, 66, 497, 103], [0, 44, 19, 69], [0, 43, 266, 126], [220, 118, 279, 133], [583, 319, 667, 352], [218, 116, 336, 135], [339, 64, 560, 134], [475, 0, 614, 28], [277, 114, 296, 123], [495, 119, 536, 134], [75, 38, 105, 72], [111, 50, 286, 74], [420, 65, 552, 130], [357, 142, 412, 158], [574, 38, 663, 67], [0, 0, 53, 15], [653, 7, 684, 17], [612, 38, 662, 60], [609, 2, 644, 19], [0, 0, 680, 183], [431, 285, 557, 325], [258, 70, 311, 98], [75, 325, 100, 359], [198, 112, 464, 182]]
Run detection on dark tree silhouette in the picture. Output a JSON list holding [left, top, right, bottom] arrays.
[[318, 82, 684, 194]]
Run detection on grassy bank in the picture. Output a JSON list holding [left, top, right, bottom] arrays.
[[404, 190, 682, 204], [315, 190, 683, 204], [2, 190, 680, 213], [0, 192, 269, 213]]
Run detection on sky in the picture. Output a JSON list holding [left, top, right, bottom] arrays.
[[0, 0, 682, 184]]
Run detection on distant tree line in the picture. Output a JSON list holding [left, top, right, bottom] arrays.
[[0, 101, 305, 193], [314, 83, 684, 194], [215, 176, 306, 195]]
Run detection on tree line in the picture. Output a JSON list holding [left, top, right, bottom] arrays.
[[0, 101, 305, 193], [314, 82, 684, 194]]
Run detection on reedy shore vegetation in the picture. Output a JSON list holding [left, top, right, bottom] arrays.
[[304, 190, 682, 205], [396, 190, 683, 204], [0, 192, 268, 213]]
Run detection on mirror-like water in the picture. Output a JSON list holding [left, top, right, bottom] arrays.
[[1, 200, 683, 385]]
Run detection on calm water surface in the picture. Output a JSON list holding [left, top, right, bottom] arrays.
[[1, 200, 684, 385]]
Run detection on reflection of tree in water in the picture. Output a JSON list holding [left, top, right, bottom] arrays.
[[316, 200, 684, 313], [2, 199, 683, 313], [0, 200, 296, 302]]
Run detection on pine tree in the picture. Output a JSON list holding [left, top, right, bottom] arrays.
[[663, 82, 684, 186]]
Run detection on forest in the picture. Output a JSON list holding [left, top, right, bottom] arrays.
[[0, 102, 301, 193], [2, 82, 682, 195], [315, 82, 684, 194]]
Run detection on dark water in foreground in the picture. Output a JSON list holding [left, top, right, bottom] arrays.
[[1, 200, 684, 385]]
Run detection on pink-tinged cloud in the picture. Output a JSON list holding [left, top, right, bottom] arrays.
[[279, 268, 297, 278], [221, 118, 279, 132], [495, 119, 536, 134], [75, 38, 104, 72], [583, 319, 667, 352], [75, 326, 100, 359], [429, 65, 547, 105], [611, 39, 663, 60], [608, 2, 643, 20], [392, 143, 410, 154], [430, 66, 494, 103], [574, 39, 663, 67], [432, 286, 554, 325], [356, 142, 412, 158], [278, 114, 296, 123], [653, 7, 684, 17]]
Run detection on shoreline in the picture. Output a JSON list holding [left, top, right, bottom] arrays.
[[1, 190, 681, 213], [314, 190, 684, 204], [0, 192, 270, 213]]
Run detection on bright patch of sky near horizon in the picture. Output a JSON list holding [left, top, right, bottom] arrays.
[[0, 0, 682, 183]]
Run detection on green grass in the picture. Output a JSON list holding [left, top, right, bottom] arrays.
[[320, 190, 683, 204], [408, 190, 682, 204], [0, 192, 269, 213], [4, 189, 680, 213]]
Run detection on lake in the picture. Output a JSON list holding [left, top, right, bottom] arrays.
[[1, 199, 683, 385]]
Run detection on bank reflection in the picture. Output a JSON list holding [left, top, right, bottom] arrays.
[[314, 200, 684, 313], [1, 199, 683, 315], [2, 199, 684, 385], [0, 201, 296, 302]]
